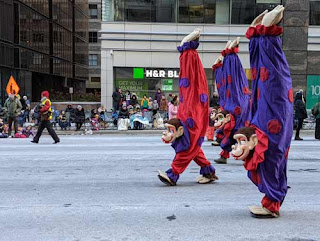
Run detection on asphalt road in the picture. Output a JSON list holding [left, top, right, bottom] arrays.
[[0, 132, 319, 241]]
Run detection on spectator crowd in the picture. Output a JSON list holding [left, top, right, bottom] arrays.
[[1, 88, 319, 138]]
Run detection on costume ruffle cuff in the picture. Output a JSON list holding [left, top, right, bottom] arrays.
[[212, 62, 223, 71], [200, 165, 215, 175], [221, 47, 239, 57], [166, 168, 179, 183], [243, 124, 269, 171], [246, 24, 283, 39], [177, 41, 199, 53]]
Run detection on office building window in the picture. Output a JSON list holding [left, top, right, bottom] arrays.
[[91, 77, 101, 82], [89, 32, 98, 43], [231, 0, 280, 24], [89, 54, 98, 66], [89, 4, 98, 19], [102, 0, 283, 24], [103, 0, 176, 22], [310, 0, 320, 25], [179, 0, 218, 23]]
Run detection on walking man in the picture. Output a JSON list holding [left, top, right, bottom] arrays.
[[31, 91, 60, 144], [4, 94, 22, 137]]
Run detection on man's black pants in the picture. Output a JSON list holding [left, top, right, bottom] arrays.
[[33, 120, 59, 142], [8, 116, 18, 136]]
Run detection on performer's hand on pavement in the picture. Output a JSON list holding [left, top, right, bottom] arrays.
[[213, 55, 223, 65], [261, 5, 284, 27], [250, 10, 268, 27], [229, 37, 240, 49], [179, 28, 201, 47]]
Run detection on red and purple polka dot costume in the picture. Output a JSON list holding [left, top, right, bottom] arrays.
[[245, 25, 293, 213], [165, 41, 215, 182]]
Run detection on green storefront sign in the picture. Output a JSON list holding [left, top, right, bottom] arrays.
[[307, 75, 320, 109], [162, 79, 173, 91], [116, 79, 148, 98]]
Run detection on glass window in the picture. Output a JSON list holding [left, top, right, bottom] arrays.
[[102, 0, 176, 22], [151, 0, 176, 22], [310, 0, 320, 25], [89, 4, 98, 19], [178, 0, 228, 24], [91, 77, 101, 82], [89, 54, 98, 66], [231, 0, 255, 24], [89, 32, 98, 43], [231, 0, 280, 24]]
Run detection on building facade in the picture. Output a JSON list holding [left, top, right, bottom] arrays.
[[88, 0, 102, 92], [0, 0, 89, 103], [100, 0, 320, 110]]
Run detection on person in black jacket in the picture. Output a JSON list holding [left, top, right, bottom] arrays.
[[210, 91, 219, 107], [65, 104, 76, 126], [75, 105, 85, 130], [294, 92, 307, 140], [118, 105, 129, 119], [112, 87, 122, 113], [130, 94, 138, 106]]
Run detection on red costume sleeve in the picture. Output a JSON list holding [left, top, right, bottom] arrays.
[[40, 100, 50, 113]]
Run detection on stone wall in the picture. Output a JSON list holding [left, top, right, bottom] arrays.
[[283, 0, 309, 92]]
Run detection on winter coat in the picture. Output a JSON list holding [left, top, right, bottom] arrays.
[[118, 108, 129, 119], [65, 107, 76, 121], [4, 97, 22, 117], [294, 93, 307, 119], [159, 99, 168, 111], [210, 96, 219, 107], [112, 90, 121, 105], [75, 109, 85, 123], [152, 102, 159, 110], [313, 98, 320, 119], [154, 92, 163, 105], [141, 98, 150, 109], [168, 102, 178, 120], [130, 96, 138, 106]]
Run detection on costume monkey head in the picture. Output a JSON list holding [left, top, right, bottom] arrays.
[[210, 106, 222, 122], [162, 118, 184, 144], [231, 127, 258, 160], [213, 110, 231, 129]]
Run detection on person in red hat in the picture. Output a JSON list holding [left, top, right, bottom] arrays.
[[31, 91, 60, 144]]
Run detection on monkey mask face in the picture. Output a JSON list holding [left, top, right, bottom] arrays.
[[210, 107, 221, 121], [162, 123, 184, 144], [231, 131, 258, 160], [214, 112, 231, 129]]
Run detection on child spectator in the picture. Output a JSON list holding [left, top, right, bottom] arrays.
[[130, 94, 138, 106], [118, 104, 129, 119], [168, 95, 179, 120], [0, 118, 8, 138], [14, 125, 35, 138], [148, 97, 153, 110], [118, 104, 130, 131], [58, 111, 68, 130], [140, 95, 149, 111], [91, 114, 100, 130], [152, 100, 159, 116]]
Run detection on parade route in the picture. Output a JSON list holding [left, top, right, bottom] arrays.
[[0, 133, 319, 241]]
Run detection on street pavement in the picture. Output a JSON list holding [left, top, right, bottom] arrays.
[[0, 131, 319, 241]]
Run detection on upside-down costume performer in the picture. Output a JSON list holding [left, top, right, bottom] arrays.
[[212, 39, 250, 164], [231, 5, 293, 218], [158, 29, 218, 186], [211, 55, 226, 146]]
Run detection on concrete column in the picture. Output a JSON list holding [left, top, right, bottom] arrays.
[[283, 0, 309, 92], [101, 49, 114, 110]]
